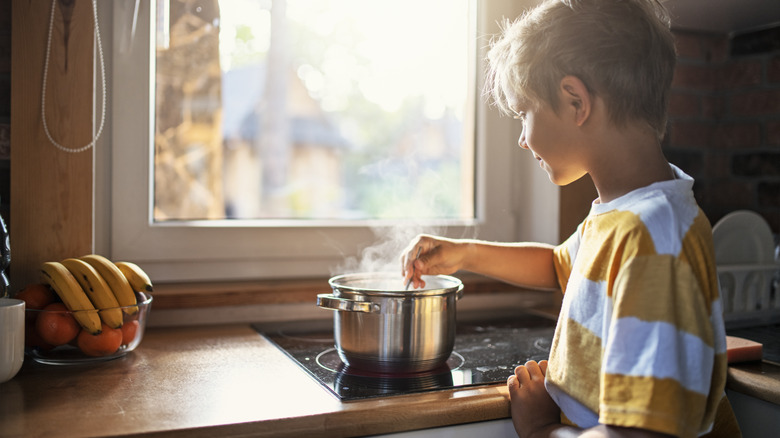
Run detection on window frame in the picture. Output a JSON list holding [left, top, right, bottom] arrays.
[[101, 0, 559, 283]]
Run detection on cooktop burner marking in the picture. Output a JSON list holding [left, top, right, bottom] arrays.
[[315, 347, 465, 375]]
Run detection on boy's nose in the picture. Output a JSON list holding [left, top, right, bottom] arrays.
[[518, 131, 529, 150]]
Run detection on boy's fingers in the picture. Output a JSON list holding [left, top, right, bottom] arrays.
[[523, 360, 544, 381], [400, 247, 415, 275], [400, 237, 425, 274], [412, 264, 427, 288], [513, 364, 530, 385], [402, 239, 428, 272], [539, 360, 548, 375]]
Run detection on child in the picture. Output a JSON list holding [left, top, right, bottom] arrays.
[[401, 1, 740, 437]]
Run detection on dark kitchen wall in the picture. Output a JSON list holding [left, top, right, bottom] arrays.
[[666, 28, 780, 233], [0, 0, 10, 223]]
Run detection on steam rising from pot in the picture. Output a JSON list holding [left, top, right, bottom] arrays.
[[332, 224, 439, 278], [331, 152, 473, 281]]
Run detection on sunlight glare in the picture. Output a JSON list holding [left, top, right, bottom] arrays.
[[219, 0, 467, 115]]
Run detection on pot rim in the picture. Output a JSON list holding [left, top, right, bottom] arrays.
[[329, 272, 462, 297]]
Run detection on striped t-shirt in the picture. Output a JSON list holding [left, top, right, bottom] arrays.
[[546, 165, 733, 437]]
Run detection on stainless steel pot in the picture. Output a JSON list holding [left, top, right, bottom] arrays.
[[317, 272, 464, 374]]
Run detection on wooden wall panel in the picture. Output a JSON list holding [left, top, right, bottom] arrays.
[[559, 174, 597, 240], [10, 0, 94, 291]]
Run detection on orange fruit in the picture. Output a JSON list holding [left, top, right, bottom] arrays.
[[16, 283, 57, 310], [25, 321, 54, 350], [35, 303, 81, 346], [121, 319, 140, 345], [77, 324, 123, 357]]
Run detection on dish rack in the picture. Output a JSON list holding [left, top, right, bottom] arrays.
[[718, 263, 780, 328]]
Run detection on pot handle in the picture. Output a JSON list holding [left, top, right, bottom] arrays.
[[317, 294, 380, 313]]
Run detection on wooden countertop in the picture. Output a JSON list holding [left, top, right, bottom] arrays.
[[727, 360, 780, 405], [1, 324, 778, 438], [0, 325, 511, 438]]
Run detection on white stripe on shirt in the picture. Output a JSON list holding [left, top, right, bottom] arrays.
[[603, 317, 714, 395]]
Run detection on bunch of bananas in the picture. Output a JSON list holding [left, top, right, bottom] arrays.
[[40, 255, 153, 334]]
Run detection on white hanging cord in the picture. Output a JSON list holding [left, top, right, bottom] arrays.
[[41, 0, 107, 153]]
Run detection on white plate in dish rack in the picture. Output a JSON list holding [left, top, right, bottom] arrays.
[[712, 210, 774, 265], [712, 210, 779, 323]]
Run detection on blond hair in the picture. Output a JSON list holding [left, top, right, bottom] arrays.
[[485, 0, 676, 140]]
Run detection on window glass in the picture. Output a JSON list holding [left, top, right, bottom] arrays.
[[154, 0, 473, 222]]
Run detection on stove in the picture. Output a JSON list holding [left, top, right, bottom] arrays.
[[254, 311, 557, 401]]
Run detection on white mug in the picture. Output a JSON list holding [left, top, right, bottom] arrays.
[[0, 298, 25, 383]]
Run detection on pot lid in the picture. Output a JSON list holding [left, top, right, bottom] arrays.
[[329, 272, 462, 297]]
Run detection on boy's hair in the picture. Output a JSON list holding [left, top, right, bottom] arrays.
[[485, 0, 676, 140]]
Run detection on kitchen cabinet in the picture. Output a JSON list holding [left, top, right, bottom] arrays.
[[727, 389, 780, 438], [377, 418, 516, 438]]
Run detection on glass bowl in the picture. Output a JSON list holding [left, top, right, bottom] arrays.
[[24, 292, 152, 365]]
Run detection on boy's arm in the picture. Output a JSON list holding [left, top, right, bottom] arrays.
[[461, 241, 559, 290], [402, 235, 559, 290]]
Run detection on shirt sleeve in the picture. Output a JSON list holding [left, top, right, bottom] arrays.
[[552, 228, 580, 294]]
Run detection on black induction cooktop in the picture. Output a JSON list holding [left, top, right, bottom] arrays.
[[254, 311, 557, 401]]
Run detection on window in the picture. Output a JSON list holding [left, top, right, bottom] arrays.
[[155, 0, 472, 222], [105, 0, 556, 283]]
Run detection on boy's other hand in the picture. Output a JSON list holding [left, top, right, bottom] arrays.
[[508, 360, 560, 438]]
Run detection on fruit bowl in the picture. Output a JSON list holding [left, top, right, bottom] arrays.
[[24, 292, 152, 365]]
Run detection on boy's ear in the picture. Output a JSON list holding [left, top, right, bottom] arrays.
[[559, 75, 591, 126]]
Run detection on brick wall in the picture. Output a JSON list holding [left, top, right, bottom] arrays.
[[666, 28, 780, 233]]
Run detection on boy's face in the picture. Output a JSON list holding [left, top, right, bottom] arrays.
[[507, 88, 588, 186]]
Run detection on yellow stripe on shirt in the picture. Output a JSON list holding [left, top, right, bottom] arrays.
[[601, 374, 708, 437]]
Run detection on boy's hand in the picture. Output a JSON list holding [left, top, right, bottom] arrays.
[[508, 360, 560, 438], [400, 235, 468, 289]]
